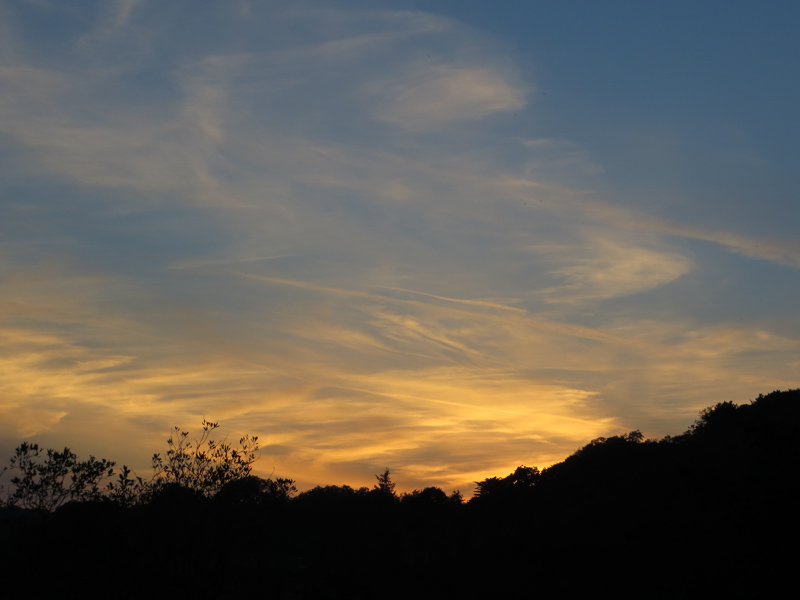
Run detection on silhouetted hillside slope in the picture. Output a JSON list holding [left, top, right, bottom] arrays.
[[2, 390, 798, 598], [466, 389, 800, 597]]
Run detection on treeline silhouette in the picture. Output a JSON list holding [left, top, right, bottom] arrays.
[[2, 390, 799, 598]]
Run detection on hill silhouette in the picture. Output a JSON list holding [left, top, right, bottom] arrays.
[[2, 389, 798, 598]]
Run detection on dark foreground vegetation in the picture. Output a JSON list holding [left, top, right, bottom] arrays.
[[2, 390, 799, 599]]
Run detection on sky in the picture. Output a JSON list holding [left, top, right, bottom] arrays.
[[1, 0, 800, 494]]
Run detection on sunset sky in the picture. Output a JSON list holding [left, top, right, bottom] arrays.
[[2, 0, 799, 494]]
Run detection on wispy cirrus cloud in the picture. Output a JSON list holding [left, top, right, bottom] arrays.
[[532, 235, 692, 303], [371, 62, 526, 130], [1, 2, 798, 494]]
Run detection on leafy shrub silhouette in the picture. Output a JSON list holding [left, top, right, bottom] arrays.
[[106, 464, 148, 507], [149, 418, 260, 499]]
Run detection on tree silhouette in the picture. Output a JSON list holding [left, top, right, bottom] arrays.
[[400, 486, 448, 505], [473, 465, 540, 504], [1, 419, 264, 510], [3, 390, 800, 598], [215, 474, 297, 506], [2, 442, 115, 511], [373, 468, 397, 498]]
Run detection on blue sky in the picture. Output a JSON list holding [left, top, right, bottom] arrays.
[[1, 0, 799, 492]]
